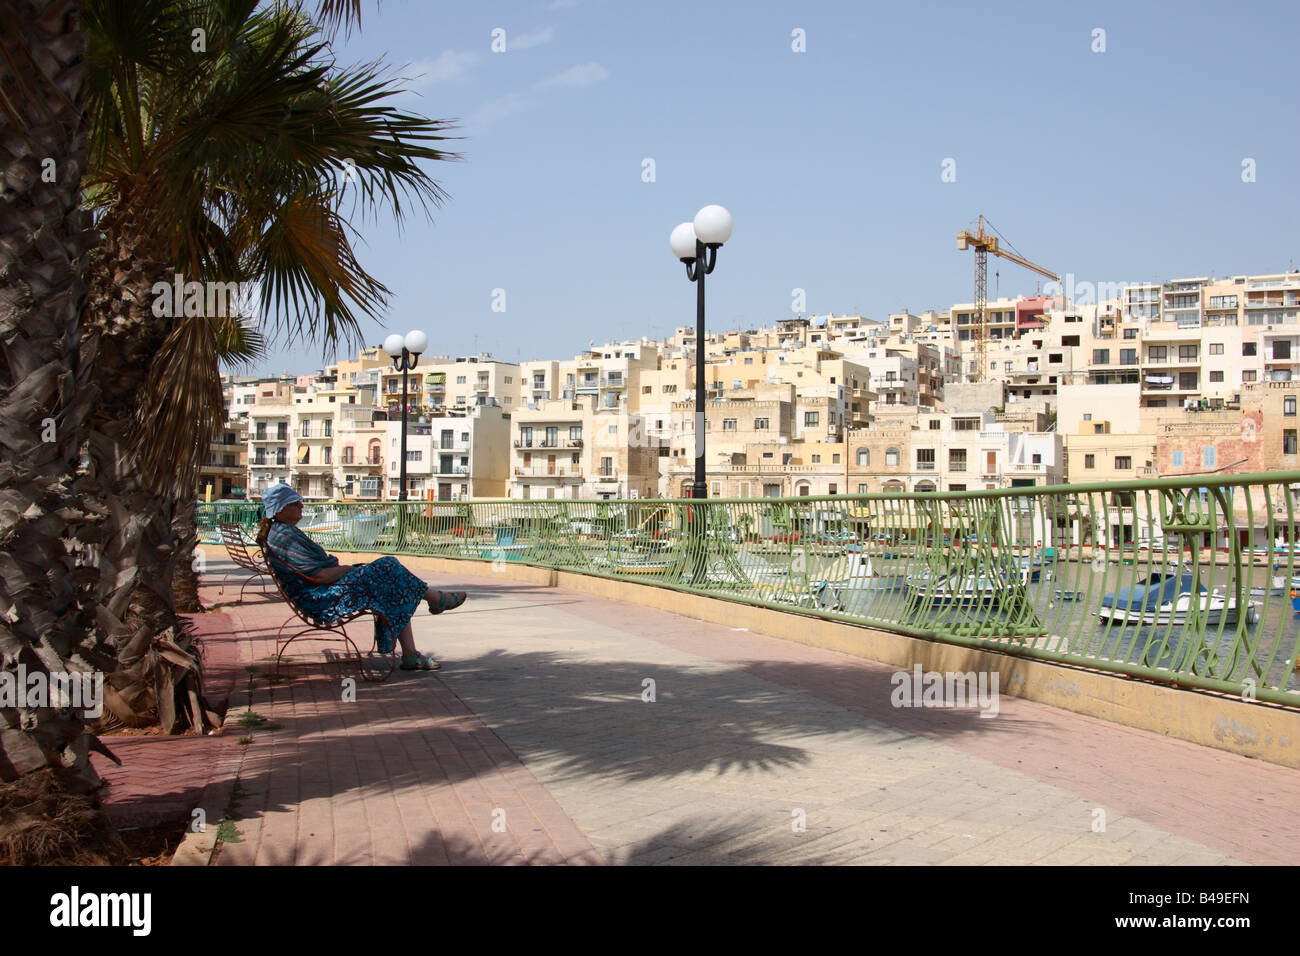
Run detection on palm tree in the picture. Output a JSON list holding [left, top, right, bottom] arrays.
[[0, 0, 108, 786], [78, 0, 458, 729]]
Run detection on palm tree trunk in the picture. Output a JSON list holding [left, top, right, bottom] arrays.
[[0, 0, 105, 787], [172, 492, 201, 613], [81, 204, 215, 733]]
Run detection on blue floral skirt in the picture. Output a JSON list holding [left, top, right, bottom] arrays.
[[284, 556, 428, 654]]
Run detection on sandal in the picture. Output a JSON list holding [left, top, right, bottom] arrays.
[[427, 590, 467, 615], [400, 652, 441, 671]]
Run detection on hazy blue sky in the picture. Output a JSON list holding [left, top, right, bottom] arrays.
[[242, 0, 1298, 375]]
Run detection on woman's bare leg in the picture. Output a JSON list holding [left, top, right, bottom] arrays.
[[397, 623, 417, 657]]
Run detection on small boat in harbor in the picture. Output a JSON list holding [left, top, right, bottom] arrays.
[[905, 572, 1006, 608], [1098, 572, 1259, 627]]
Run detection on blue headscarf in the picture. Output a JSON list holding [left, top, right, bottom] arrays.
[[262, 483, 302, 519]]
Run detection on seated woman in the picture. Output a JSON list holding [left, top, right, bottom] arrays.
[[255, 483, 466, 671]]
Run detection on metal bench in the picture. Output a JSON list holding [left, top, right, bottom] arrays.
[[262, 547, 397, 684], [217, 521, 273, 602]]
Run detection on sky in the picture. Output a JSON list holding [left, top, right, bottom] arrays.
[[240, 0, 1299, 376]]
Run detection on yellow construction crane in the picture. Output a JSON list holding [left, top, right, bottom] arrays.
[[956, 215, 1060, 383]]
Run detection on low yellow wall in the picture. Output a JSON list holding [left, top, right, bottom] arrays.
[[363, 553, 1300, 770]]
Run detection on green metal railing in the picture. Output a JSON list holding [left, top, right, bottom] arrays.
[[198, 471, 1300, 706]]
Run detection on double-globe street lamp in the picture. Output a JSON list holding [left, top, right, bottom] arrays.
[[670, 204, 733, 581], [670, 204, 734, 500], [384, 330, 428, 502]]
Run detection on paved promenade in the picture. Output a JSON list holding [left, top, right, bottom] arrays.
[[98, 556, 1300, 865]]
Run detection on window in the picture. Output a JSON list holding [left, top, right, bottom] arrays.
[[1093, 349, 1110, 365], [1084, 454, 1095, 469], [570, 425, 582, 440], [812, 454, 821, 464], [1286, 431, 1299, 455], [1286, 397, 1297, 416], [804, 412, 819, 426], [601, 457, 613, 476], [1202, 446, 1216, 468], [1243, 343, 1257, 357], [886, 447, 900, 467], [1123, 328, 1137, 339], [832, 453, 840, 464], [1049, 353, 1063, 364], [858, 483, 868, 494], [917, 449, 935, 470], [857, 448, 870, 466], [723, 418, 737, 431], [754, 417, 769, 430], [949, 449, 967, 471], [1115, 456, 1132, 470], [456, 375, 466, 384], [1148, 346, 1167, 362], [1209, 343, 1224, 355], [953, 417, 979, 431], [1178, 371, 1198, 390], [405, 450, 422, 462], [1120, 349, 1138, 365], [1209, 371, 1224, 383], [1172, 450, 1183, 467], [643, 386, 652, 394], [1062, 335, 1080, 346], [1179, 345, 1199, 362], [323, 447, 331, 464], [929, 420, 941, 430], [1276, 340, 1293, 360], [828, 484, 837, 495], [1031, 453, 1042, 465], [1244, 370, 1258, 383], [663, 384, 677, 393]]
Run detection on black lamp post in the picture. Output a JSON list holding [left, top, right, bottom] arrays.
[[670, 204, 733, 501], [383, 330, 428, 502], [671, 205, 733, 584]]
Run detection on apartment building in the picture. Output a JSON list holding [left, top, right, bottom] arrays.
[[337, 402, 385, 500], [435, 405, 511, 500], [510, 394, 657, 501], [380, 353, 521, 416], [199, 418, 247, 500], [845, 426, 914, 495], [246, 381, 295, 497]]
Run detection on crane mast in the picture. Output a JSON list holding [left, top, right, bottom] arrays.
[[956, 215, 1060, 384]]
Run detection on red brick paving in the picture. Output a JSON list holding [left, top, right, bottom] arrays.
[[558, 597, 1300, 866], [91, 607, 252, 829]]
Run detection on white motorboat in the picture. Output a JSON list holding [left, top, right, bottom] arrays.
[[1099, 572, 1259, 627]]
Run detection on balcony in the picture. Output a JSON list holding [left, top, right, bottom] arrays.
[[513, 466, 581, 480]]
